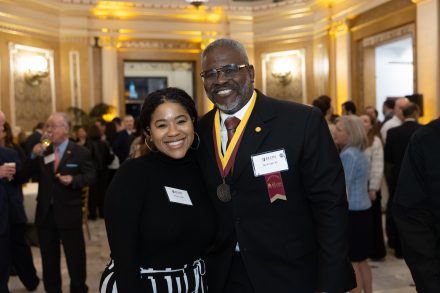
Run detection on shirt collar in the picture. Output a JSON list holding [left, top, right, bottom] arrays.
[[54, 139, 69, 156]]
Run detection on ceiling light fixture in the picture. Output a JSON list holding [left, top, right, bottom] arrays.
[[186, 0, 208, 8]]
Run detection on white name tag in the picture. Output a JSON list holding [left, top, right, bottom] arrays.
[[44, 153, 55, 164], [251, 149, 289, 177], [164, 186, 193, 206]]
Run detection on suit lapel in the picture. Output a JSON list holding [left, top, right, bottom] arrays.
[[233, 92, 275, 180]]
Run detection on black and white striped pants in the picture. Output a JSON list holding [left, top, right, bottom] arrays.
[[99, 258, 208, 293]]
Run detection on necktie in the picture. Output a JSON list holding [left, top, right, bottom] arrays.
[[54, 146, 60, 172], [225, 116, 241, 148]]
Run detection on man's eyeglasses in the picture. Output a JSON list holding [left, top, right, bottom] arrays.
[[200, 64, 250, 81], [45, 124, 66, 129]]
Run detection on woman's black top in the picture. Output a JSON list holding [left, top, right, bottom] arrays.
[[104, 150, 216, 291]]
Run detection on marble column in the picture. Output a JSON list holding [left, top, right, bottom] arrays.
[[101, 37, 120, 115], [413, 0, 440, 122]]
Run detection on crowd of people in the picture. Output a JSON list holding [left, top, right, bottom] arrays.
[[0, 38, 439, 293]]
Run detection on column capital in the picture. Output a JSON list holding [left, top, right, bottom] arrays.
[[329, 19, 349, 37]]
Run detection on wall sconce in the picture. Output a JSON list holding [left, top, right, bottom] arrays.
[[18, 55, 49, 87], [271, 58, 294, 86]]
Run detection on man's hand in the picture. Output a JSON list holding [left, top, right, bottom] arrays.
[[368, 190, 377, 201], [0, 163, 16, 180], [57, 174, 73, 186], [32, 143, 45, 156]]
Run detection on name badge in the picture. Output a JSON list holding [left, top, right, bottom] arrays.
[[44, 153, 55, 164], [164, 186, 193, 206], [251, 149, 289, 177]]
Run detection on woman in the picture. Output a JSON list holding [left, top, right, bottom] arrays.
[[100, 87, 216, 292], [360, 113, 386, 260], [75, 126, 88, 146], [333, 115, 373, 293]]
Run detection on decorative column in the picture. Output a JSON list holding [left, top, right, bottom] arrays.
[[413, 0, 440, 122], [101, 37, 120, 115], [330, 20, 351, 115]]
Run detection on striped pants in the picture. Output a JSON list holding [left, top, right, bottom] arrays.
[[99, 258, 208, 293]]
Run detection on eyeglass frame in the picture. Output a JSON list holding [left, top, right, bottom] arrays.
[[200, 64, 251, 81]]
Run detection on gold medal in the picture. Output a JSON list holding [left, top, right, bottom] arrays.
[[217, 181, 231, 202]]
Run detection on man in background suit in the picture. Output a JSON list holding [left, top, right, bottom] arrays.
[[23, 122, 44, 157], [197, 38, 355, 293], [0, 110, 15, 293], [392, 118, 440, 293], [24, 112, 95, 293], [384, 103, 421, 257], [0, 145, 40, 291]]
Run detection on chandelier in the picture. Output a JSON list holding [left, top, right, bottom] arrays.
[[186, 0, 208, 8]]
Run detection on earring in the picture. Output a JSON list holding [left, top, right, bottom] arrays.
[[191, 132, 200, 150], [144, 136, 157, 152]]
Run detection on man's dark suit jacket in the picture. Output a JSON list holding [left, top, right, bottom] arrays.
[[24, 130, 42, 156], [197, 90, 355, 293], [393, 118, 440, 293], [23, 141, 95, 229], [0, 147, 27, 226], [384, 120, 421, 196]]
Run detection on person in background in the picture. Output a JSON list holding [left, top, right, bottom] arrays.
[[382, 99, 395, 125], [110, 117, 130, 164], [384, 102, 421, 258], [0, 122, 26, 163], [312, 95, 336, 138], [0, 110, 40, 292], [197, 38, 355, 293], [342, 101, 357, 116], [380, 97, 409, 143], [333, 115, 373, 293], [123, 115, 135, 136], [23, 122, 44, 157], [392, 117, 440, 293], [75, 126, 88, 147], [23, 112, 95, 293], [101, 87, 216, 292], [364, 106, 381, 137], [360, 113, 386, 260], [128, 117, 149, 159], [86, 125, 113, 220]]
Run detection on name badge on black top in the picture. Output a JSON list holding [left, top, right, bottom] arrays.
[[164, 186, 193, 206]]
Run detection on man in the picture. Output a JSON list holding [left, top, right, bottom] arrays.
[[0, 144, 40, 291], [392, 117, 440, 293], [380, 97, 409, 143], [122, 115, 135, 135], [197, 38, 355, 293], [23, 112, 95, 293], [110, 117, 130, 164], [384, 103, 421, 258], [23, 122, 44, 157], [382, 99, 395, 125], [341, 101, 357, 115], [0, 110, 15, 293]]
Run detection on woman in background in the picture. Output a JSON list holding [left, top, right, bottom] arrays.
[[333, 115, 373, 293], [100, 87, 215, 292], [360, 113, 386, 261]]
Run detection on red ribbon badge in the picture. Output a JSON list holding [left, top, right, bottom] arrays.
[[264, 172, 287, 203]]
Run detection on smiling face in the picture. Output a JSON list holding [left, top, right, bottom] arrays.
[[149, 101, 194, 159], [202, 46, 255, 114]]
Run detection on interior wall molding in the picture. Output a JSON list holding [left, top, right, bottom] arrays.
[[361, 23, 415, 48]]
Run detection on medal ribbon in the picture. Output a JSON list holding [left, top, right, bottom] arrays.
[[212, 91, 257, 178]]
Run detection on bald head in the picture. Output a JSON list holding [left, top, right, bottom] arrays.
[[394, 98, 410, 121]]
